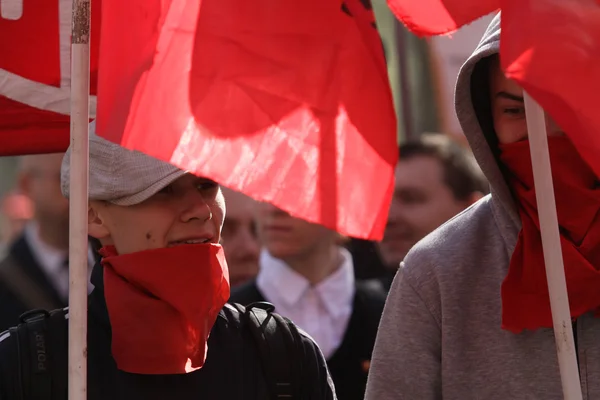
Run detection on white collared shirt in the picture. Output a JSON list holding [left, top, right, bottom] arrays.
[[256, 247, 356, 359], [24, 222, 95, 302]]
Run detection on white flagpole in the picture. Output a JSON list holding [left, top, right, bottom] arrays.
[[68, 0, 91, 399], [523, 92, 582, 400]]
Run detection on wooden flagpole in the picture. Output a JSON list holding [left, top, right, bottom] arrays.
[[68, 0, 91, 399], [523, 92, 582, 400]]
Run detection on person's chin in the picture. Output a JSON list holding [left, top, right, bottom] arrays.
[[265, 245, 297, 260]]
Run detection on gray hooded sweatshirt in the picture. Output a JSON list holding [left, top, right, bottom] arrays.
[[365, 14, 600, 400]]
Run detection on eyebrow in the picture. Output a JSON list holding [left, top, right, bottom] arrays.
[[495, 91, 524, 102]]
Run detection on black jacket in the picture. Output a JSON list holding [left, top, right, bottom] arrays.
[[0, 235, 66, 332], [0, 263, 336, 400], [230, 279, 386, 400], [0, 236, 103, 333]]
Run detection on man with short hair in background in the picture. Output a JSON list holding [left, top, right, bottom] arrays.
[[0, 154, 96, 331], [376, 133, 488, 290]]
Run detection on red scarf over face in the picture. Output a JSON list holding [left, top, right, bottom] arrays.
[[100, 244, 230, 374], [499, 136, 600, 333]]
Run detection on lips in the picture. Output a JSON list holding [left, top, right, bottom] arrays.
[[264, 225, 293, 232], [168, 237, 214, 247]]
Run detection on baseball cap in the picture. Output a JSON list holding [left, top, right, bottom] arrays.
[[61, 121, 187, 206]]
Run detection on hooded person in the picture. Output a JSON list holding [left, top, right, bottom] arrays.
[[365, 13, 600, 399], [0, 122, 336, 400]]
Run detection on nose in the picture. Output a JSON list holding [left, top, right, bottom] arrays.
[[179, 188, 212, 222], [260, 202, 288, 216], [238, 228, 260, 256]]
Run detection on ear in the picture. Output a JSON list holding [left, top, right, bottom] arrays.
[[87, 202, 111, 241]]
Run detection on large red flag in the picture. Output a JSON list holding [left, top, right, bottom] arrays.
[[0, 0, 101, 156], [387, 0, 600, 177], [386, 0, 499, 36], [501, 0, 600, 178], [97, 0, 398, 240]]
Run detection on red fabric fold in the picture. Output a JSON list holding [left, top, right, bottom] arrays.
[[386, 0, 600, 179], [385, 0, 499, 36], [0, 0, 101, 155], [499, 137, 600, 333], [96, 0, 397, 240], [501, 0, 600, 180], [100, 244, 230, 374]]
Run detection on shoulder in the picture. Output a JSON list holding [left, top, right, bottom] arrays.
[[417, 195, 495, 251], [215, 303, 336, 398], [391, 195, 508, 324], [217, 302, 326, 352], [401, 195, 499, 283], [355, 279, 387, 301], [353, 279, 387, 316]]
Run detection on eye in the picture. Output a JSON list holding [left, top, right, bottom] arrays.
[[197, 180, 219, 191], [395, 187, 426, 204], [158, 184, 174, 194], [503, 106, 525, 117]]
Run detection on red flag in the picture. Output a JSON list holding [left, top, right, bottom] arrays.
[[0, 0, 101, 156], [97, 0, 397, 240], [386, 0, 499, 36], [389, 0, 600, 176], [501, 0, 600, 178]]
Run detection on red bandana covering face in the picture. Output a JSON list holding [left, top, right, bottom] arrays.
[[499, 136, 600, 333], [100, 244, 230, 374]]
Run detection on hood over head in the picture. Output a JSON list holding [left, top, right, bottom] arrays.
[[455, 13, 521, 251]]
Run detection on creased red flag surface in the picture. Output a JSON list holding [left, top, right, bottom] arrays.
[[386, 0, 499, 36], [0, 0, 101, 155], [501, 0, 600, 178], [97, 0, 398, 240], [387, 0, 600, 177]]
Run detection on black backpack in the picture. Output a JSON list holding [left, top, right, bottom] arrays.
[[7, 301, 307, 400]]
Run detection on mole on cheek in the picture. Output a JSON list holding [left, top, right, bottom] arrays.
[[146, 232, 152, 240]]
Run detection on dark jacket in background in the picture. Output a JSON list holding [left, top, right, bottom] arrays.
[[0, 236, 102, 333], [230, 279, 386, 400], [346, 239, 397, 292], [0, 235, 65, 332], [346, 239, 388, 281]]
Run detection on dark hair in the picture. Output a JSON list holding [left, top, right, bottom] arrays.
[[471, 54, 499, 156], [399, 133, 489, 200]]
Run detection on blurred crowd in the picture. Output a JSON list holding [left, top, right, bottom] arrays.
[[0, 132, 488, 398], [1, 2, 596, 396]]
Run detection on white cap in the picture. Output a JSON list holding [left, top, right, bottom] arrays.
[[61, 121, 187, 205]]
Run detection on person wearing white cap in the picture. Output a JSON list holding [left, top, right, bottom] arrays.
[[0, 122, 336, 400]]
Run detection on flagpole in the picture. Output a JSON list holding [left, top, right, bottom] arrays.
[[523, 92, 582, 400], [68, 0, 91, 399]]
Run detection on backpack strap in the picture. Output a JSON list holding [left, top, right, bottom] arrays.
[[230, 302, 306, 399], [11, 308, 68, 400]]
